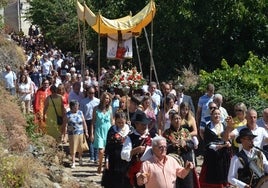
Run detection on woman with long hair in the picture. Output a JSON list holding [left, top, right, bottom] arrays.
[[43, 85, 65, 141], [18, 73, 32, 114], [180, 102, 198, 136], [90, 92, 113, 173], [158, 94, 179, 135], [141, 95, 157, 137]]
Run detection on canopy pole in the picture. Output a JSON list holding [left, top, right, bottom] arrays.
[[134, 36, 143, 75], [97, 12, 101, 98], [77, 11, 83, 78], [143, 27, 159, 88], [150, 13, 154, 83], [81, 2, 86, 81]]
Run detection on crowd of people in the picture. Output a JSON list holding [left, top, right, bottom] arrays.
[[2, 30, 268, 188]]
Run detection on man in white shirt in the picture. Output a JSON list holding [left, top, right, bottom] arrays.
[[225, 109, 268, 150], [257, 108, 268, 158], [2, 65, 17, 95], [148, 82, 161, 117], [53, 53, 63, 71], [41, 54, 53, 79], [228, 128, 268, 188], [213, 93, 228, 121], [79, 86, 100, 163]]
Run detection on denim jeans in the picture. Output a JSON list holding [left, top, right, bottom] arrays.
[[86, 120, 98, 161]]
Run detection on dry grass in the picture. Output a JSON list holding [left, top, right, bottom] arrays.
[[0, 35, 80, 187], [0, 87, 28, 152], [175, 64, 199, 91], [0, 34, 25, 71], [0, 151, 49, 188]]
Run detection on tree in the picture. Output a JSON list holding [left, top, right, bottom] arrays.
[[198, 52, 268, 114], [25, 0, 268, 82], [26, 0, 86, 52]]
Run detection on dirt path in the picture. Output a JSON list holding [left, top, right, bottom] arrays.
[[70, 159, 102, 188], [61, 143, 102, 188], [62, 144, 204, 188]]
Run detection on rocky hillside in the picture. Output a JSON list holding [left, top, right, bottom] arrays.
[[0, 35, 84, 187]]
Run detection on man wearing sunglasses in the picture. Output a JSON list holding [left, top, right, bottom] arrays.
[[136, 136, 193, 188]]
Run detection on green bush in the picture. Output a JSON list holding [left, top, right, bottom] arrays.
[[198, 52, 268, 114], [25, 114, 42, 141], [0, 156, 27, 188]]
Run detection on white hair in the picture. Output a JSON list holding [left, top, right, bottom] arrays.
[[152, 136, 166, 147], [213, 93, 223, 100]]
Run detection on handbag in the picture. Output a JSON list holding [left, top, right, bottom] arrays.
[[81, 134, 89, 151], [50, 96, 63, 125]]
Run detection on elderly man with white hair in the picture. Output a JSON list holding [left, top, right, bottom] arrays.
[[213, 93, 229, 122], [136, 136, 193, 188]]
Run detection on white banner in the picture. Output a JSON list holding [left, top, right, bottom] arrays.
[[107, 33, 133, 59]]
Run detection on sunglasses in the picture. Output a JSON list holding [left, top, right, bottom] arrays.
[[235, 109, 243, 112], [209, 106, 217, 110]]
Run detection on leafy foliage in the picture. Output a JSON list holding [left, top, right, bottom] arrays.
[[0, 155, 28, 188], [199, 52, 268, 113], [26, 0, 83, 51], [25, 114, 42, 141], [25, 0, 268, 81]]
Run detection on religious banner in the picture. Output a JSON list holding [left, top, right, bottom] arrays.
[[107, 33, 133, 59]]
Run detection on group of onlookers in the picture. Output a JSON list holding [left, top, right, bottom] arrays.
[[2, 31, 268, 188]]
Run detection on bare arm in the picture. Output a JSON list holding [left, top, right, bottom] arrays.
[[190, 117, 198, 136], [157, 110, 163, 135], [196, 106, 202, 129], [43, 96, 49, 121], [81, 113, 89, 137], [90, 107, 97, 142]]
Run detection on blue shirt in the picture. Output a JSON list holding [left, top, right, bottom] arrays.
[[198, 93, 214, 119], [79, 97, 100, 120]]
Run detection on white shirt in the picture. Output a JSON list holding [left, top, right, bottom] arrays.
[[228, 148, 268, 188], [53, 58, 63, 70], [18, 82, 31, 101], [151, 92, 161, 115], [232, 125, 268, 149], [121, 129, 149, 162], [42, 60, 53, 75], [2, 71, 16, 88]]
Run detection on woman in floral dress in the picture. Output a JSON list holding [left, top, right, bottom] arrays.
[[163, 112, 199, 188]]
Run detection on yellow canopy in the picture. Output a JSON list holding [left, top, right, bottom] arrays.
[[77, 0, 156, 35]]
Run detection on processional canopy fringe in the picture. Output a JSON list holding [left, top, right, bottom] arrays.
[[76, 0, 156, 35]]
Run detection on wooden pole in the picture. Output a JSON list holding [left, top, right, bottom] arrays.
[[134, 36, 143, 74], [81, 2, 86, 80], [143, 28, 159, 88], [97, 12, 101, 98]]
